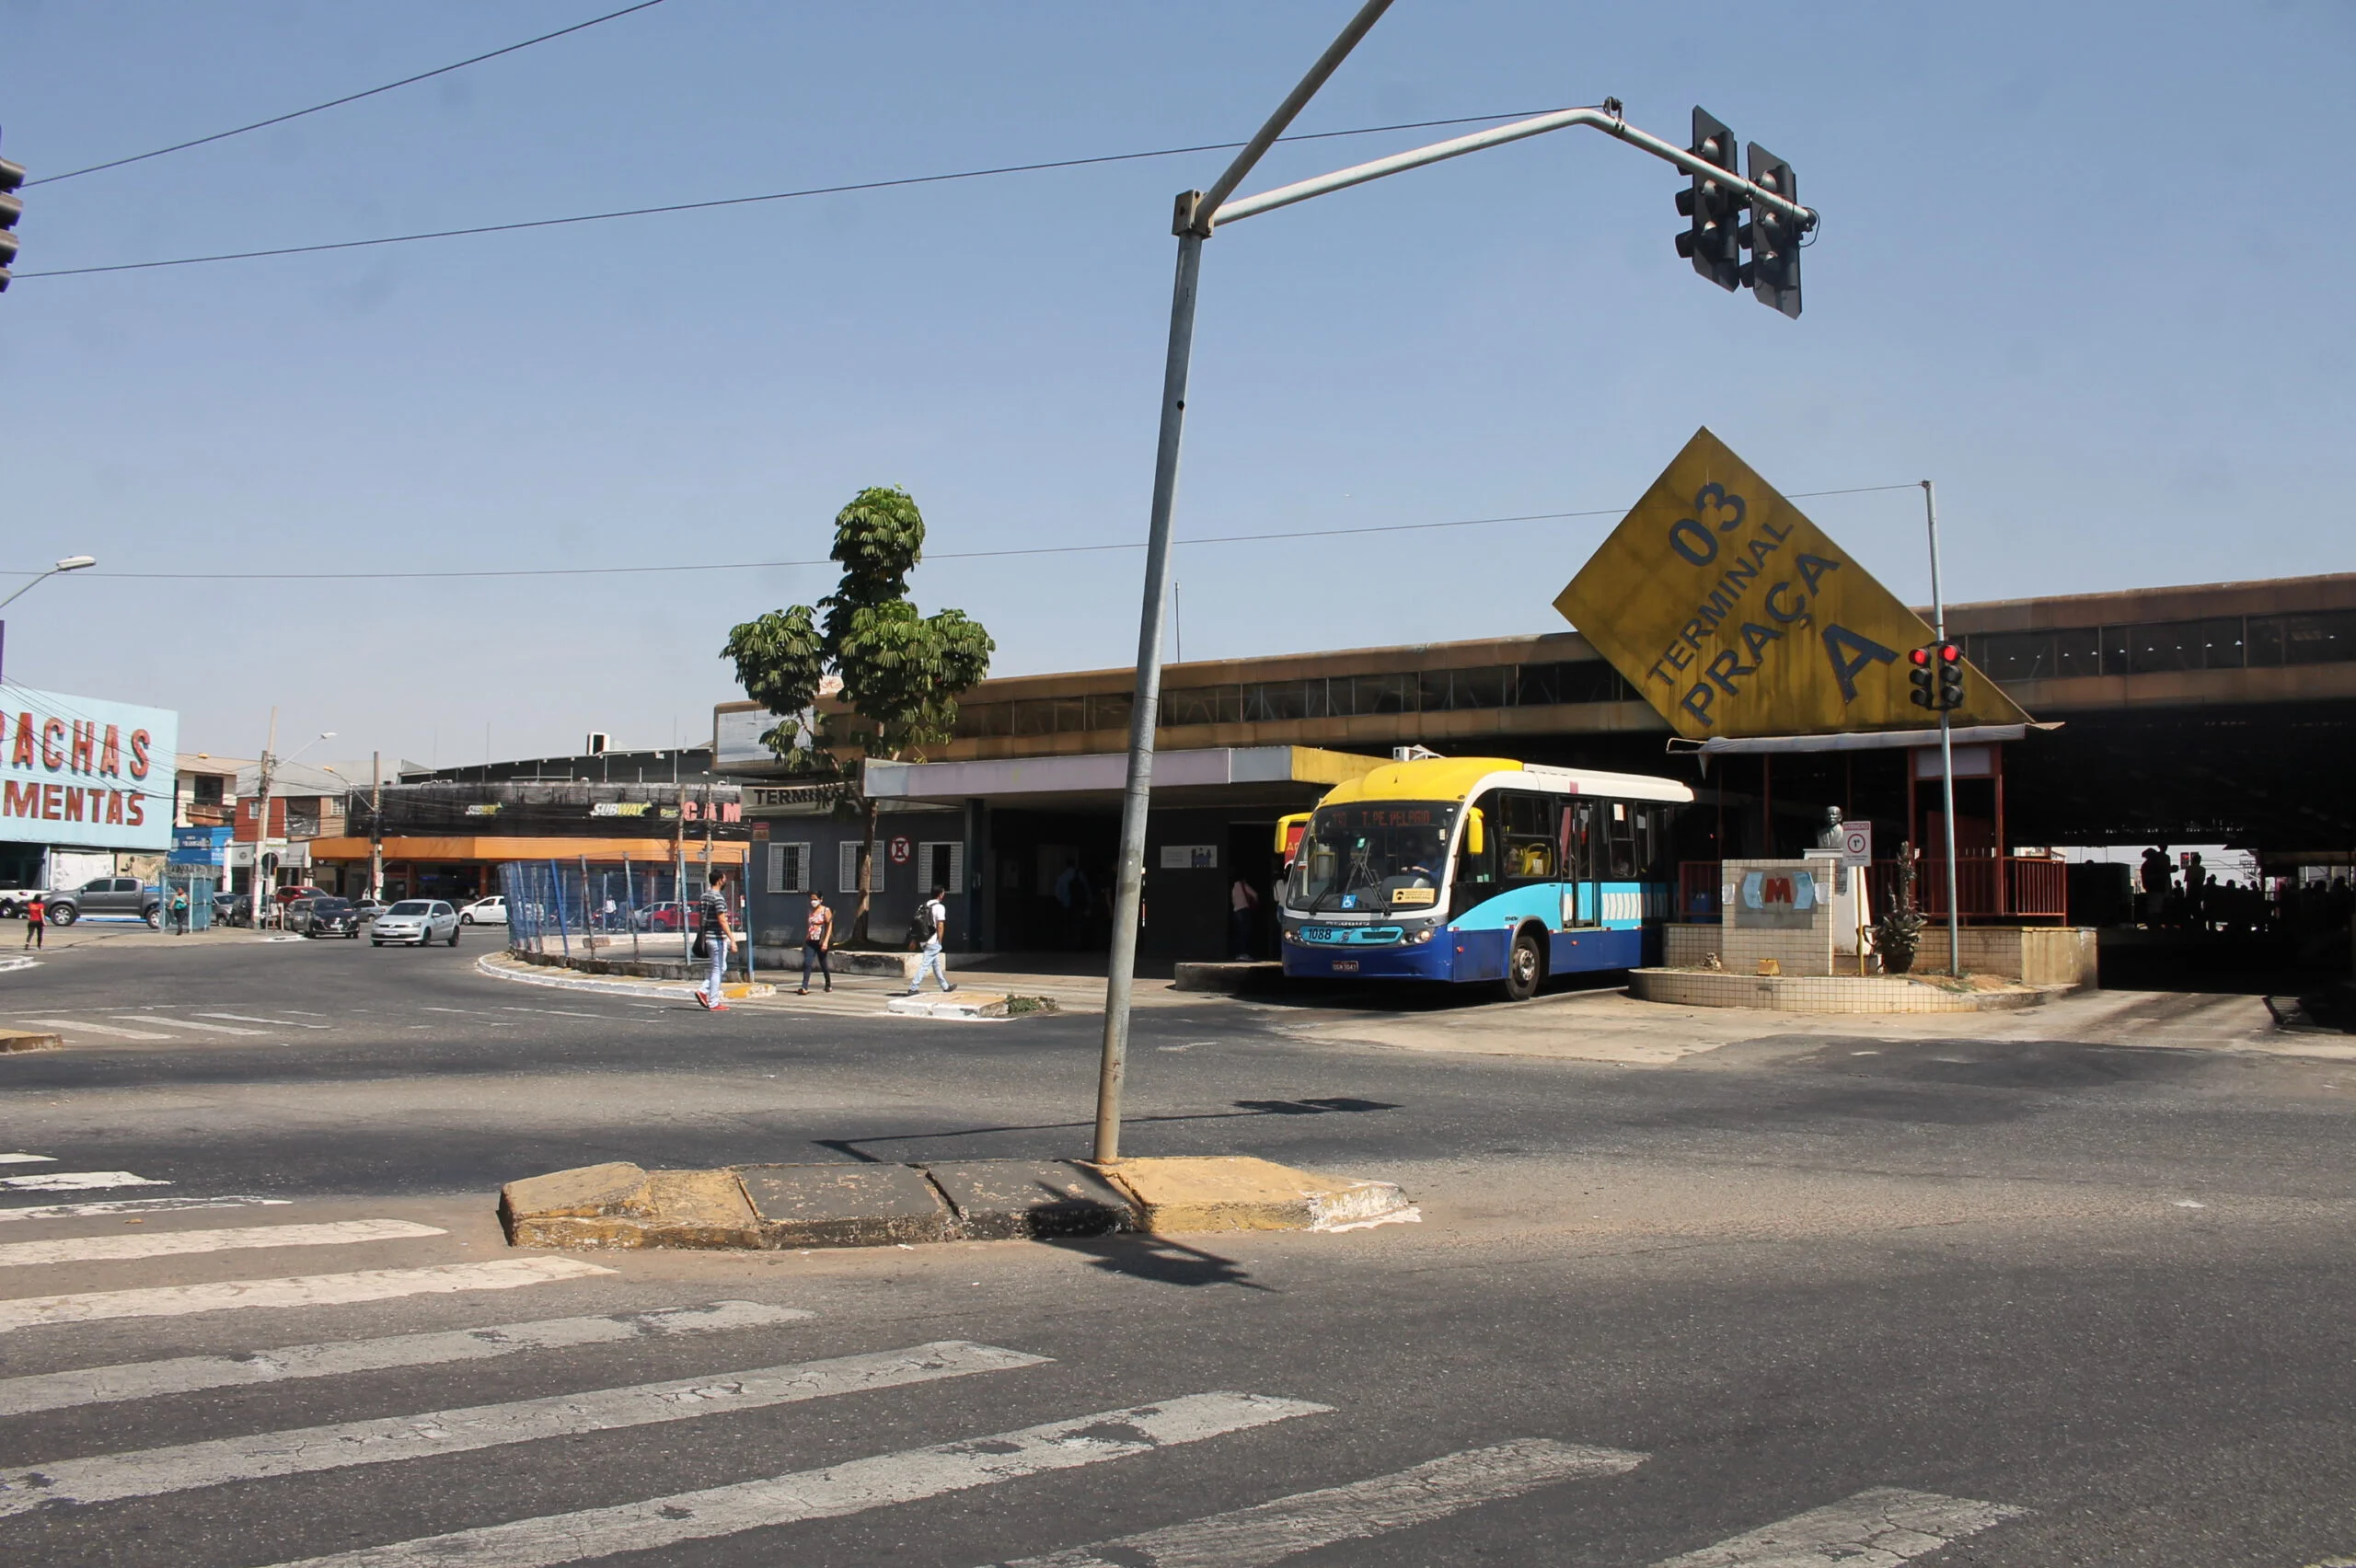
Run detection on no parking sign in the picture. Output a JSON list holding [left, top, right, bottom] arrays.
[[888, 836, 912, 866]]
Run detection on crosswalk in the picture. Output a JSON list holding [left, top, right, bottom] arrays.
[[4, 997, 672, 1048], [0, 1145, 2056, 1565]]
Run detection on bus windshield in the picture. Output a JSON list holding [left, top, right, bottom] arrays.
[[1290, 801, 1455, 914]]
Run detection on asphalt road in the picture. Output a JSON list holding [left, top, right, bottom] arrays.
[[3, 930, 2353, 1566]]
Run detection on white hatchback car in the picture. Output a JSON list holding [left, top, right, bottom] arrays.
[[458, 895, 508, 926], [372, 899, 460, 948]]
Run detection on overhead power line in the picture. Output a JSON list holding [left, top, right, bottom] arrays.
[[17, 110, 1555, 279], [1, 485, 1924, 584], [28, 0, 670, 186]]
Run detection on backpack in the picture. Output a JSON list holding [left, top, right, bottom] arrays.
[[907, 900, 938, 949]]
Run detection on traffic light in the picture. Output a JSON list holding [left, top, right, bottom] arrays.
[[0, 128, 22, 294], [1909, 646, 1936, 709], [1740, 142, 1800, 318], [1935, 640, 1966, 709], [1672, 108, 1743, 292]]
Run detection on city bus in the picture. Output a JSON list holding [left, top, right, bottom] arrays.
[[1278, 755, 1693, 999]]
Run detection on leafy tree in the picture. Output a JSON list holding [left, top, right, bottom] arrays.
[[723, 486, 994, 940]]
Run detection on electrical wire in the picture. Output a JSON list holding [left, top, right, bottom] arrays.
[[26, 0, 671, 186], [15, 110, 1561, 279], [0, 484, 1926, 585]]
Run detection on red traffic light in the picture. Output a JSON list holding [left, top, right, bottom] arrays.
[[1910, 647, 1932, 666], [1937, 642, 1962, 663]]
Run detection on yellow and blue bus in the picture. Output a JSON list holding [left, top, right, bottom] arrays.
[[1278, 755, 1693, 999]]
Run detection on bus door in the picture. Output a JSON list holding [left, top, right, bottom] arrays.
[[1560, 800, 1601, 928]]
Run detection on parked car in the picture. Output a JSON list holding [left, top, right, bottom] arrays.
[[274, 884, 329, 906], [351, 894, 387, 922], [288, 895, 363, 939], [458, 895, 508, 926], [371, 899, 459, 948], [38, 876, 163, 928], [631, 900, 696, 932], [214, 889, 250, 927]]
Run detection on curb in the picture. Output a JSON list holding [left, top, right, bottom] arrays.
[[501, 1155, 1411, 1251], [475, 953, 772, 1002]]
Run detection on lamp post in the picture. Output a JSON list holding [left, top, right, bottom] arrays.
[[0, 555, 98, 685], [1089, 5, 1819, 1163], [248, 724, 333, 928]]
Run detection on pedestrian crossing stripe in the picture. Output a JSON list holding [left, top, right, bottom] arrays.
[[0, 1170, 172, 1193], [11, 1017, 175, 1040], [0, 1154, 56, 1164], [258, 1391, 1333, 1568], [1649, 1487, 2029, 1566], [0, 1340, 1045, 1518], [0, 1217, 443, 1269], [0, 1299, 810, 1418], [0, 1256, 614, 1332], [987, 1437, 1647, 1567], [0, 1193, 292, 1224]]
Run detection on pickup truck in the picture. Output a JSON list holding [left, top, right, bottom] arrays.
[[0, 877, 162, 927]]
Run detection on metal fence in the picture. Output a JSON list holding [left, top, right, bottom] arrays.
[[158, 867, 217, 933], [502, 858, 744, 966]]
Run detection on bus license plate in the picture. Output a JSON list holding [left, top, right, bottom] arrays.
[[1331, 959, 1359, 973]]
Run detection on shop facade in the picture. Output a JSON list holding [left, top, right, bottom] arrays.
[[0, 683, 178, 890]]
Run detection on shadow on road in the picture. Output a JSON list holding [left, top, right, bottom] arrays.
[[1058, 1233, 1270, 1291]]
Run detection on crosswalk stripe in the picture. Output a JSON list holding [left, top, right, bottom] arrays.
[[0, 1298, 811, 1418], [0, 1170, 172, 1192], [1651, 1487, 2030, 1566], [989, 1437, 1648, 1567], [128, 1016, 270, 1036], [0, 1217, 445, 1269], [0, 1339, 1045, 1518], [12, 1017, 173, 1040], [0, 1256, 614, 1332], [0, 1194, 293, 1225], [200, 1013, 331, 1029], [261, 1389, 1331, 1568], [0, 1154, 56, 1165]]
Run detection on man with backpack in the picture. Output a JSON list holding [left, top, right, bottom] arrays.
[[906, 883, 955, 996]]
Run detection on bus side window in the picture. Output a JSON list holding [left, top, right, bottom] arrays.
[[1498, 790, 1554, 881], [1604, 800, 1640, 880], [1456, 801, 1496, 887]]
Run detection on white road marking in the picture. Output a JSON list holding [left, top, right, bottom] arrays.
[[501, 1007, 612, 1019], [0, 1299, 809, 1418], [123, 1016, 270, 1036], [0, 1256, 614, 1332], [990, 1437, 1646, 1567], [12, 1017, 173, 1041], [0, 1170, 172, 1192], [1651, 1487, 2029, 1566], [0, 1340, 1045, 1517], [0, 1194, 291, 1224], [262, 1390, 1331, 1568], [0, 1217, 444, 1269], [200, 1013, 331, 1029], [0, 1154, 56, 1165]]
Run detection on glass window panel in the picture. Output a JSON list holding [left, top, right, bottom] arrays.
[[1090, 692, 1133, 732], [1977, 632, 2056, 681], [1449, 666, 1511, 709], [2053, 628, 2102, 678], [1515, 663, 1561, 707], [2129, 621, 2202, 674], [1161, 687, 1212, 727], [953, 703, 1008, 738], [2246, 615, 2286, 667], [1050, 697, 1089, 732], [1419, 671, 1453, 711], [1556, 661, 1626, 704], [1353, 673, 1415, 715], [1011, 700, 1056, 736], [1301, 679, 1338, 720], [2101, 625, 2130, 675], [2196, 617, 2245, 669], [2283, 610, 2356, 664], [1243, 682, 1305, 722]]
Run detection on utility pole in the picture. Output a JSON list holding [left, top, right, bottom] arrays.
[[369, 751, 384, 904], [1923, 480, 1962, 978], [673, 749, 688, 962], [249, 707, 278, 931], [1087, 1, 1819, 1165]]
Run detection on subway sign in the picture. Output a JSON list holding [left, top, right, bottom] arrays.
[[0, 683, 178, 850]]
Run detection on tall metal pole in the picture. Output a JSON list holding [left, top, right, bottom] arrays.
[[1923, 480, 1961, 977], [368, 751, 383, 904], [1094, 228, 1202, 1165], [250, 706, 278, 931]]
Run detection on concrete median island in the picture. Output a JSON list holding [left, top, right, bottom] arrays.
[[501, 1155, 1410, 1251]]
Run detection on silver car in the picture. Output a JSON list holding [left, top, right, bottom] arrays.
[[371, 898, 460, 948]]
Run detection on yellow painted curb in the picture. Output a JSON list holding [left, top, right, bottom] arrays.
[[1091, 1156, 1408, 1234]]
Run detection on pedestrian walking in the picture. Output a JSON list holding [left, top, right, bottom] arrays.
[[1229, 875, 1260, 960], [22, 893, 44, 950], [169, 887, 190, 934], [798, 889, 835, 995], [693, 870, 734, 1011], [905, 884, 955, 995]]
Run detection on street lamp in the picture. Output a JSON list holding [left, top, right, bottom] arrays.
[[249, 727, 335, 928], [1090, 1, 1820, 1162], [0, 555, 98, 684]]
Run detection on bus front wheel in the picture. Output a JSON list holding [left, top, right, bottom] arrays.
[[1502, 928, 1543, 1002]]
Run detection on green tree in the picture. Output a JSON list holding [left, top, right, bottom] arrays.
[[723, 486, 994, 941]]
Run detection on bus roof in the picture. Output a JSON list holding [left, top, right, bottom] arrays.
[[1316, 755, 1694, 808]]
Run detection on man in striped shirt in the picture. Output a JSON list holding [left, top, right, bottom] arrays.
[[695, 871, 734, 1011]]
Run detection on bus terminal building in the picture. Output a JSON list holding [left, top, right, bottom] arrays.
[[716, 571, 2356, 963]]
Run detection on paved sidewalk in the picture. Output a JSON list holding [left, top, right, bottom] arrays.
[[476, 951, 1189, 1017]]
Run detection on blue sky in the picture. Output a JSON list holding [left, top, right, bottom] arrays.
[[2, 1, 2347, 767]]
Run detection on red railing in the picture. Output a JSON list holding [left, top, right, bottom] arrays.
[[1680, 857, 2069, 924]]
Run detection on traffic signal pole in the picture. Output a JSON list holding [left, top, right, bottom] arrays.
[[1089, 2, 1821, 1164], [1923, 480, 1962, 977]]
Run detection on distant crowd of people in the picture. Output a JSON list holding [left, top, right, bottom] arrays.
[[2136, 846, 2351, 939]]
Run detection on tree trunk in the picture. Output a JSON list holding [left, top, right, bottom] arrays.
[[854, 794, 878, 944]]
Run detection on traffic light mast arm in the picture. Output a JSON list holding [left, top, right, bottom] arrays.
[[1206, 103, 1818, 233]]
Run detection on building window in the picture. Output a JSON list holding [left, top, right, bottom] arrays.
[[284, 798, 323, 838], [1161, 686, 1242, 727], [192, 774, 225, 806], [768, 842, 812, 894], [838, 841, 864, 894], [1011, 701, 1056, 737], [953, 703, 1010, 738], [1352, 673, 1417, 715], [1089, 692, 1133, 733], [917, 841, 965, 897], [2250, 609, 2356, 666]]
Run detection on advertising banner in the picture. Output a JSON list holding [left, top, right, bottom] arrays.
[[0, 683, 179, 852]]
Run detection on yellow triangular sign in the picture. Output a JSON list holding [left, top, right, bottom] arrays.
[[1554, 428, 2030, 740]]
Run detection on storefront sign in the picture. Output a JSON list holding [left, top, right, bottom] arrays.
[[1554, 429, 2029, 739], [0, 683, 177, 851], [170, 825, 233, 865]]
